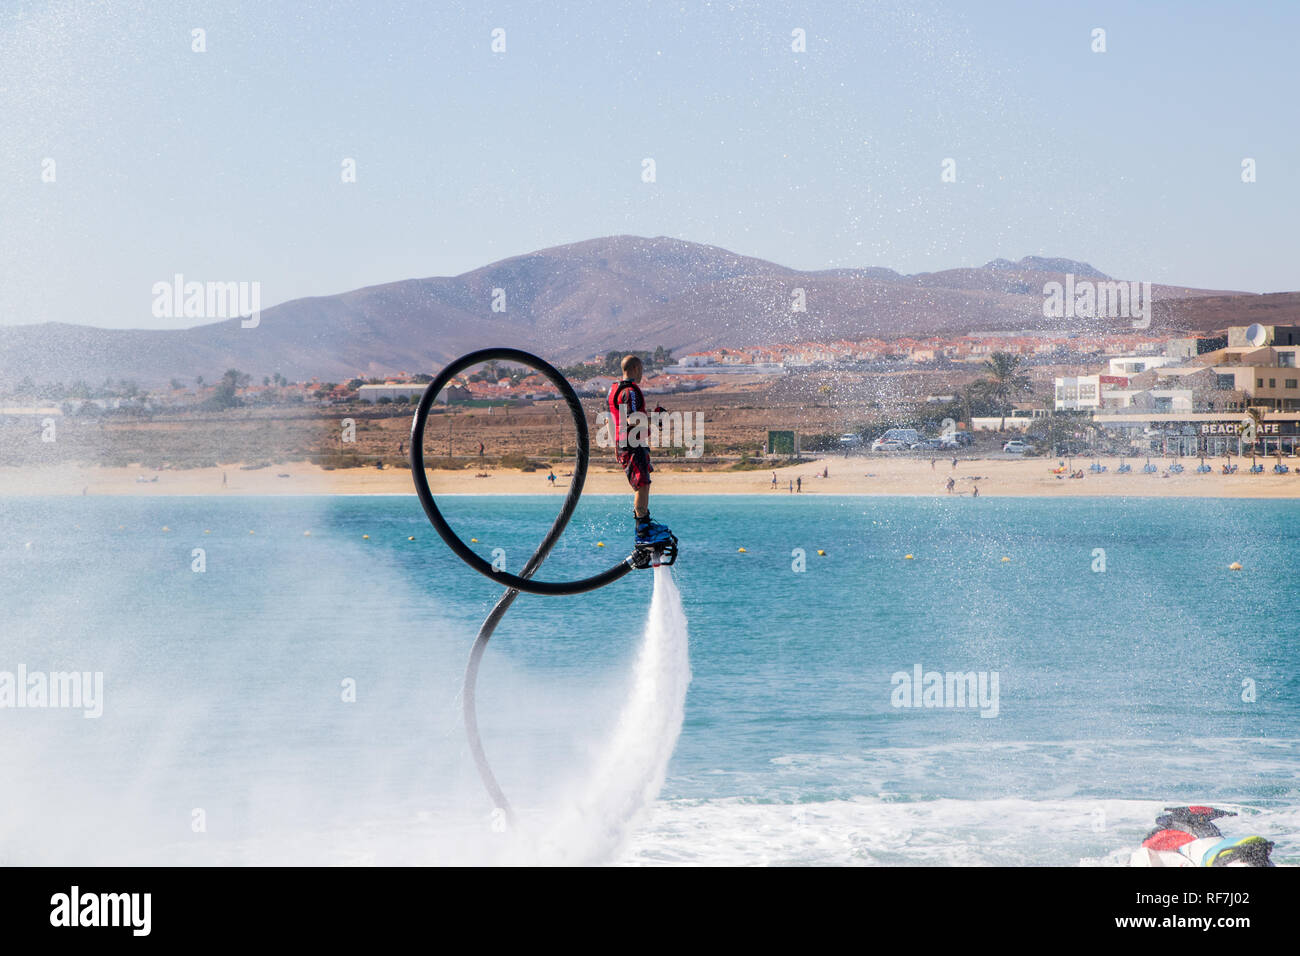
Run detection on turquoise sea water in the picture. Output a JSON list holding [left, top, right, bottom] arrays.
[[1, 493, 1297, 865]]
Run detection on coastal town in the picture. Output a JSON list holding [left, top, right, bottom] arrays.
[[0, 327, 1200, 411], [6, 323, 1300, 467]]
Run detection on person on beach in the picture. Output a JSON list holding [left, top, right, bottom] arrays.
[[952, 457, 958, 470], [972, 485, 979, 497], [796, 476, 802, 493], [607, 354, 671, 547], [547, 469, 556, 488], [946, 476, 955, 494], [931, 458, 936, 470], [771, 471, 777, 489]]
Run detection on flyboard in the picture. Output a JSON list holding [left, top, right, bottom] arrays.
[[409, 348, 677, 823]]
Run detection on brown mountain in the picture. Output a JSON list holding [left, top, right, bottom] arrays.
[[0, 236, 1284, 387]]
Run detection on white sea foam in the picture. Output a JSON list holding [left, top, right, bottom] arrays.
[[615, 797, 1300, 867], [151, 795, 1297, 867]]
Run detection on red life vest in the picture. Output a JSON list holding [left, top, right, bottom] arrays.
[[607, 380, 645, 453]]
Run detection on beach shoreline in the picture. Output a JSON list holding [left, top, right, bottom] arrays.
[[3, 457, 1300, 499]]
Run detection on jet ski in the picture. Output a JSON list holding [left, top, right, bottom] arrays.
[[1130, 806, 1274, 867]]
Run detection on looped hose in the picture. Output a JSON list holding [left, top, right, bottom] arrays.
[[409, 348, 635, 819]]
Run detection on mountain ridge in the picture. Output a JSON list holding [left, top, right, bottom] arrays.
[[0, 235, 1279, 386]]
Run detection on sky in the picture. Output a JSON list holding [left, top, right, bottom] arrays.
[[1, 0, 1296, 330]]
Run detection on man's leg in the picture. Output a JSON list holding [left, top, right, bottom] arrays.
[[634, 484, 649, 518]]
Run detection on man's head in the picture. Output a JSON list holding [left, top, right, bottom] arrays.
[[621, 354, 644, 382]]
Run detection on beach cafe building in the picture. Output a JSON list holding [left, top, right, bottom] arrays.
[[1092, 411, 1300, 457]]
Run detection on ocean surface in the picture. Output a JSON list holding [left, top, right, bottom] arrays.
[[2, 493, 1297, 866]]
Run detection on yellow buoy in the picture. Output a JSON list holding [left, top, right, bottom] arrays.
[[362, 534, 370, 539], [249, 530, 255, 535], [303, 531, 311, 536], [597, 541, 605, 547], [204, 529, 211, 534], [470, 538, 478, 543], [1229, 562, 1243, 571], [904, 554, 914, 560], [1001, 556, 1011, 563], [408, 536, 415, 541], [738, 547, 747, 553], [817, 549, 826, 556], [161, 526, 170, 531]]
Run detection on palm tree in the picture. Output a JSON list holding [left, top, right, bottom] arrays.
[[1243, 406, 1265, 461], [958, 382, 984, 430], [1039, 412, 1076, 457], [981, 352, 1031, 431]]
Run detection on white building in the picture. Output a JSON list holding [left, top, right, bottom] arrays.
[[971, 415, 1035, 432], [1055, 375, 1101, 411], [678, 353, 715, 368], [577, 376, 618, 396], [356, 383, 427, 403], [1106, 355, 1177, 376], [1100, 388, 1194, 412]]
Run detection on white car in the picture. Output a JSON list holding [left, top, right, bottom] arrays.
[[1002, 440, 1030, 454], [871, 428, 921, 451]]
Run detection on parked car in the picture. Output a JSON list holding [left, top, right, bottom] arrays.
[[913, 438, 947, 450], [871, 428, 922, 451], [838, 433, 863, 447], [938, 432, 974, 448], [1003, 440, 1030, 454], [872, 440, 907, 452]]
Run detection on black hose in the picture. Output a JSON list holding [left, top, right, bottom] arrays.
[[410, 348, 636, 596], [409, 348, 635, 821]]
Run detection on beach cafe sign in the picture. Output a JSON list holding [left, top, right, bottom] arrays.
[[1200, 420, 1292, 437]]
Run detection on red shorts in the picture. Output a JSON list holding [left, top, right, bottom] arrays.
[[617, 446, 653, 489]]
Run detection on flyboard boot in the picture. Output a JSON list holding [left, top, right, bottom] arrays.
[[632, 511, 678, 568]]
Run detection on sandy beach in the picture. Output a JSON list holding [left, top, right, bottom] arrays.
[[3, 456, 1299, 498]]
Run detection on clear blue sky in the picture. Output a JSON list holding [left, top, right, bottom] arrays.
[[2, 0, 1295, 329]]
